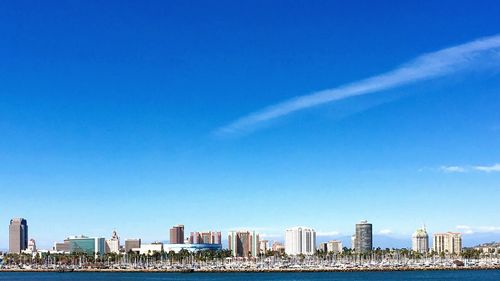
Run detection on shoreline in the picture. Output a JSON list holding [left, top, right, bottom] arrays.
[[1, 266, 500, 273]]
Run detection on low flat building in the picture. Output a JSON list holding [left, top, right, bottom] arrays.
[[125, 238, 141, 253], [164, 243, 222, 253], [139, 242, 163, 255], [67, 235, 106, 257]]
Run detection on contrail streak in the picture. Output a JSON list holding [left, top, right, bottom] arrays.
[[214, 34, 500, 136]]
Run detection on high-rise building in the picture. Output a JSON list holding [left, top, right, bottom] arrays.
[[284, 227, 316, 255], [125, 239, 141, 252], [228, 230, 259, 257], [412, 226, 429, 254], [9, 218, 28, 253], [354, 220, 372, 253], [170, 225, 184, 244], [105, 230, 120, 254], [189, 231, 221, 244], [433, 232, 462, 254]]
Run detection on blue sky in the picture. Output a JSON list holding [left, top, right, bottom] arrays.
[[1, 0, 500, 249]]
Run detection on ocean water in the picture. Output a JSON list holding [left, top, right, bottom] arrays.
[[0, 270, 500, 281]]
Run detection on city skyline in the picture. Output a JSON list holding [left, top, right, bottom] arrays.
[[1, 1, 500, 250], [1, 217, 480, 254]]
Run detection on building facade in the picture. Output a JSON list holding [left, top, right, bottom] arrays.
[[433, 232, 462, 254], [327, 240, 343, 253], [105, 230, 120, 254], [284, 227, 316, 255], [53, 240, 71, 253], [228, 230, 259, 257], [67, 235, 105, 257], [9, 218, 28, 253], [259, 240, 269, 254], [164, 243, 222, 253], [272, 241, 285, 253], [170, 225, 185, 244], [189, 231, 221, 244], [125, 239, 141, 252], [22, 239, 37, 255], [412, 227, 429, 254], [353, 220, 372, 253], [139, 242, 163, 255]]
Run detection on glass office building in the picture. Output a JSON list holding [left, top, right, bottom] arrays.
[[67, 236, 105, 256]]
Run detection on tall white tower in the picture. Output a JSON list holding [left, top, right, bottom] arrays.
[[412, 226, 429, 254], [285, 227, 316, 255]]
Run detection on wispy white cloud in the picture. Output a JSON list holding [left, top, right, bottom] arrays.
[[473, 163, 500, 172], [259, 233, 282, 239], [438, 163, 500, 173], [316, 231, 341, 236], [440, 166, 467, 173], [378, 229, 393, 235], [214, 34, 500, 136], [456, 225, 500, 235]]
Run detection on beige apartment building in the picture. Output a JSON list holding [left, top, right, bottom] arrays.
[[433, 232, 462, 254]]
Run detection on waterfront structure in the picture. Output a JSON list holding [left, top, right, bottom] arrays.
[[170, 225, 184, 244], [271, 241, 285, 253], [189, 231, 221, 244], [284, 227, 316, 255], [327, 240, 343, 253], [353, 220, 372, 253], [164, 243, 222, 253], [9, 218, 28, 253], [105, 230, 120, 254], [139, 242, 163, 255], [125, 238, 141, 252], [228, 230, 259, 257], [433, 232, 462, 254], [412, 227, 429, 254], [67, 235, 105, 257]]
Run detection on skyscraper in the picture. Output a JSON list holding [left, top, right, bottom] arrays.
[[412, 226, 429, 254], [170, 225, 184, 244], [9, 218, 28, 253], [228, 230, 259, 257], [433, 232, 462, 254], [354, 220, 372, 253], [284, 226, 316, 255]]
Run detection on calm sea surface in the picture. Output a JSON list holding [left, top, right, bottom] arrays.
[[0, 271, 500, 281]]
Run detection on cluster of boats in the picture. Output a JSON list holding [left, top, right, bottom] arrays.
[[1, 258, 500, 272]]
